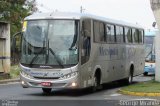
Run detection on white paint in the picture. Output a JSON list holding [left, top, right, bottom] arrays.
[[131, 98, 157, 101], [110, 93, 122, 97], [0, 82, 20, 86]]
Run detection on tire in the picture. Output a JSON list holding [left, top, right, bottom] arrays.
[[126, 65, 134, 85], [91, 74, 102, 92], [143, 72, 148, 76], [42, 88, 52, 94], [128, 73, 133, 84], [91, 76, 98, 92], [119, 78, 129, 85]]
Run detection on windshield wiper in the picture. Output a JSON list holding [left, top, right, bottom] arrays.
[[48, 48, 64, 68], [69, 21, 78, 50], [29, 40, 46, 67], [47, 40, 64, 68]]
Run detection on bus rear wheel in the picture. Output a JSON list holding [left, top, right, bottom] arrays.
[[127, 65, 134, 84], [42, 88, 52, 94], [128, 73, 133, 84]]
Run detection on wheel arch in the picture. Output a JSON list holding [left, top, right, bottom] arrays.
[[93, 65, 102, 85], [130, 63, 134, 76]]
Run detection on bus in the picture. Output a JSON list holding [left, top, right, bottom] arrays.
[[13, 12, 145, 93]]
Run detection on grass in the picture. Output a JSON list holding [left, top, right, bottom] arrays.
[[121, 80, 160, 93], [10, 65, 20, 79], [0, 65, 20, 80]]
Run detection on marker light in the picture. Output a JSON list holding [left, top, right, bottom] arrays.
[[71, 82, 77, 87], [21, 81, 25, 85], [60, 72, 78, 79]]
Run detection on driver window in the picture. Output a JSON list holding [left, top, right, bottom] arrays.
[[81, 19, 91, 64]]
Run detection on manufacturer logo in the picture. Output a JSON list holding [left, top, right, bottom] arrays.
[[43, 72, 49, 77]]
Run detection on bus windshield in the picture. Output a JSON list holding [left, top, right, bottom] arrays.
[[21, 20, 79, 68]]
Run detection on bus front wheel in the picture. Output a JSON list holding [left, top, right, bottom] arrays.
[[92, 76, 98, 92], [92, 73, 102, 92]]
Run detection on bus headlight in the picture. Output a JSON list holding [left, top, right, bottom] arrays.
[[21, 71, 33, 79], [60, 72, 78, 79]]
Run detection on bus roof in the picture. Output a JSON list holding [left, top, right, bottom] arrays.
[[25, 12, 143, 29]]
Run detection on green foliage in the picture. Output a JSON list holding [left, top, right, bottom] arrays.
[[0, 0, 38, 36], [120, 80, 160, 93], [10, 65, 20, 79]]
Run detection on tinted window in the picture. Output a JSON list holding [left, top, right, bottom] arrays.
[[116, 26, 124, 43], [139, 30, 143, 43], [99, 22, 105, 42], [94, 21, 100, 42], [94, 21, 105, 42], [132, 29, 138, 43], [125, 27, 132, 43], [81, 19, 91, 64], [106, 24, 115, 43]]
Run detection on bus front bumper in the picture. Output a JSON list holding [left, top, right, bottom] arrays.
[[20, 73, 79, 89]]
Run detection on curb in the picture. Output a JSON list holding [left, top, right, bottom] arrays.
[[118, 89, 160, 96], [0, 78, 20, 84]]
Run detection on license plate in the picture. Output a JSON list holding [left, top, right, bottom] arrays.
[[41, 82, 52, 87]]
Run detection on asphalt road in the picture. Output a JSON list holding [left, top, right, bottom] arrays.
[[0, 75, 159, 106]]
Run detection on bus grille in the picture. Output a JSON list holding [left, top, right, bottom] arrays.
[[33, 77, 60, 79]]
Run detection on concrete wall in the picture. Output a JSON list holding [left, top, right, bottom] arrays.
[[150, 0, 160, 81], [153, 10, 160, 29], [0, 22, 10, 73], [150, 0, 160, 28]]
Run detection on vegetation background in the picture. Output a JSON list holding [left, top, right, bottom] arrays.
[[0, 0, 38, 64]]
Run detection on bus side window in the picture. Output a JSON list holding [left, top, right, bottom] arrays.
[[125, 27, 132, 43], [81, 19, 91, 64], [132, 29, 138, 43], [116, 26, 124, 43], [106, 24, 115, 43], [139, 30, 143, 44]]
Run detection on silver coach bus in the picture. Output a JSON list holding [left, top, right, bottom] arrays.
[[13, 12, 145, 93]]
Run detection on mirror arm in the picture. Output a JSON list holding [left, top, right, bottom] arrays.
[[12, 31, 22, 40], [11, 31, 22, 53]]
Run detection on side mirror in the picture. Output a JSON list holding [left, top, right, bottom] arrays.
[[12, 37, 16, 53], [11, 32, 22, 53]]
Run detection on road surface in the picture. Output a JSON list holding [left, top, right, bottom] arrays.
[[0, 75, 159, 106]]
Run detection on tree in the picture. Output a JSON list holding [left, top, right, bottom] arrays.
[[0, 0, 38, 36], [0, 0, 38, 64]]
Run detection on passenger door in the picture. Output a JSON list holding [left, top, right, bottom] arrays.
[[80, 18, 92, 87]]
